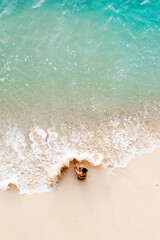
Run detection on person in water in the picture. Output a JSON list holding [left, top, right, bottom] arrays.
[[73, 159, 88, 180]]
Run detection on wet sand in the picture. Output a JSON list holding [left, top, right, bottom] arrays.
[[0, 149, 160, 240]]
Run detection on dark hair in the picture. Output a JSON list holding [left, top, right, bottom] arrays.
[[82, 168, 88, 173]]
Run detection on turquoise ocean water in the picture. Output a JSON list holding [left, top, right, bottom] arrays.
[[0, 0, 160, 194]]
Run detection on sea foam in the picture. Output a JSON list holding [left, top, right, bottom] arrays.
[[0, 103, 160, 194]]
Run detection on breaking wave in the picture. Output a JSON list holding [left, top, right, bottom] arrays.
[[0, 103, 160, 194]]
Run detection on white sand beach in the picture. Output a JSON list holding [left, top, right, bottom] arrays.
[[0, 150, 160, 240]]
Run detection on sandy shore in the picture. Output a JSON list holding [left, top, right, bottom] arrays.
[[0, 149, 160, 240]]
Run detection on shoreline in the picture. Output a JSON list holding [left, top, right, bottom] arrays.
[[0, 149, 160, 239], [1, 104, 160, 194]]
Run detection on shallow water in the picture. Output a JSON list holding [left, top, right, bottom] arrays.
[[0, 0, 160, 194]]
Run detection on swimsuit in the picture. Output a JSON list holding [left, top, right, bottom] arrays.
[[78, 174, 86, 180]]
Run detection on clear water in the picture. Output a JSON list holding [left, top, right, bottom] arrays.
[[0, 0, 160, 194]]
